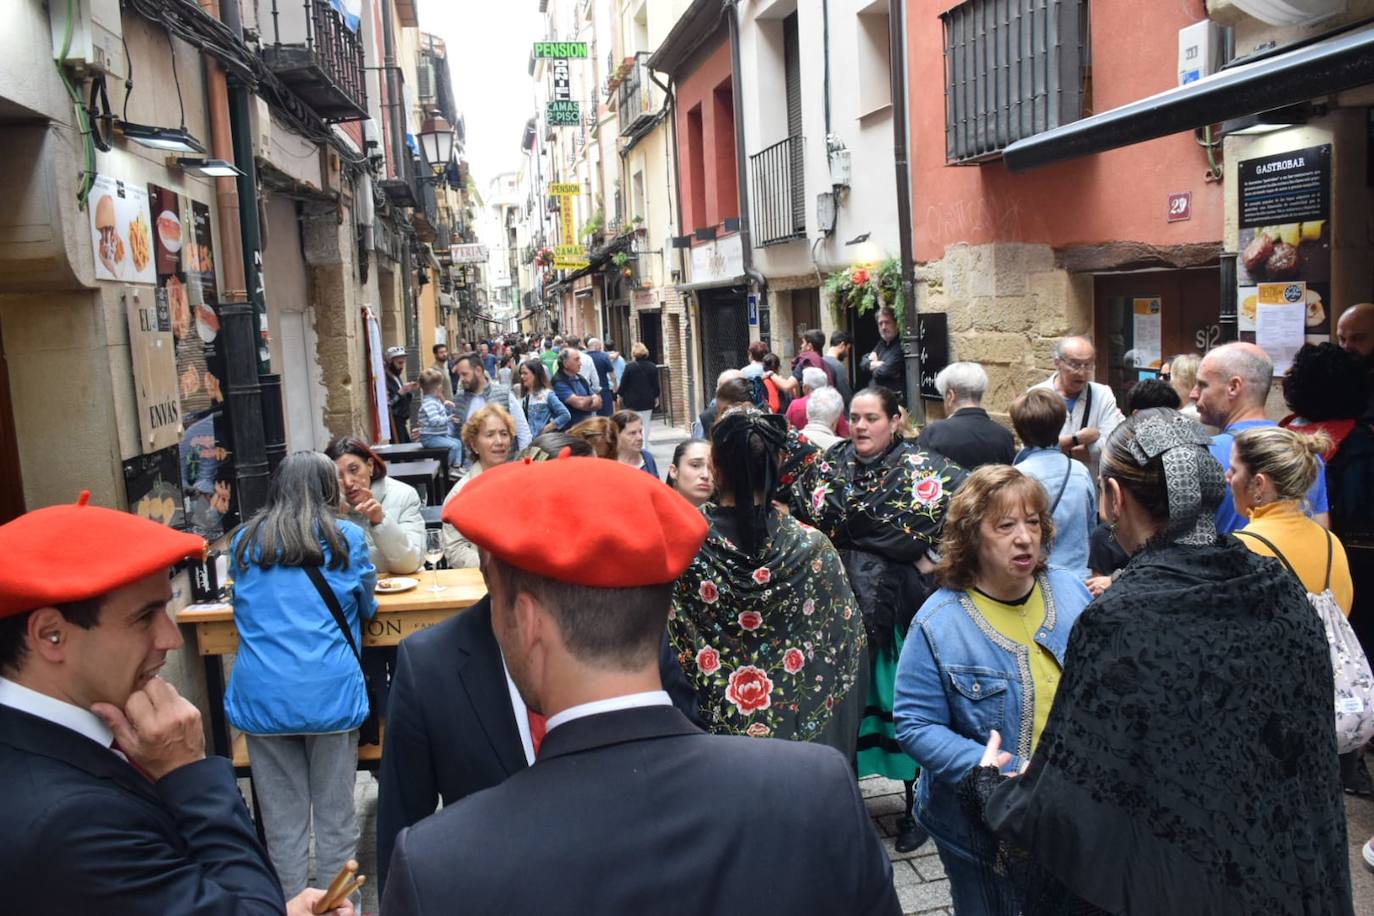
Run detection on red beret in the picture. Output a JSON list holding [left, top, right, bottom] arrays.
[[444, 457, 707, 587], [0, 491, 207, 618]]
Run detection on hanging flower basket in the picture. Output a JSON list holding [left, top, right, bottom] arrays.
[[824, 258, 904, 322], [533, 246, 555, 268]]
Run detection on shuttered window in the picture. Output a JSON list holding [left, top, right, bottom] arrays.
[[784, 13, 805, 230], [942, 0, 1089, 163]]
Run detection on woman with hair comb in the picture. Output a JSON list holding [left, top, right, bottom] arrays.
[[668, 407, 868, 758]]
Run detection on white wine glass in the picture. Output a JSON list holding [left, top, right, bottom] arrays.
[[425, 529, 446, 592]]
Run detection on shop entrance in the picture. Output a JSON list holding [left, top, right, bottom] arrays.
[[698, 286, 749, 401], [1093, 267, 1220, 407]]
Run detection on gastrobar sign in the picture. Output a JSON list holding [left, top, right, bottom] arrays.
[[450, 244, 489, 264]]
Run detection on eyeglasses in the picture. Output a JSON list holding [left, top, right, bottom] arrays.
[[1059, 359, 1095, 372], [1158, 372, 1171, 381]]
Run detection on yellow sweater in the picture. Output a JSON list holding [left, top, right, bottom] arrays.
[[970, 585, 1062, 754], [1237, 501, 1353, 616]]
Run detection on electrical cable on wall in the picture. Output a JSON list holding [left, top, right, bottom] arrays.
[[56, 0, 97, 208]]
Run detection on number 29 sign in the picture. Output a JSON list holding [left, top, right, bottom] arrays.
[[1167, 192, 1192, 223]]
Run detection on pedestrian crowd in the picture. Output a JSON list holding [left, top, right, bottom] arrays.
[[2, 303, 1374, 914]]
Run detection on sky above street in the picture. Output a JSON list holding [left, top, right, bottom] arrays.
[[423, 3, 545, 193]]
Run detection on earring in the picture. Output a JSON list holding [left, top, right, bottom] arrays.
[[46, 634, 60, 644]]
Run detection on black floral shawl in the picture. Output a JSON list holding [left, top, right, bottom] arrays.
[[791, 438, 966, 644], [964, 538, 1352, 916], [669, 506, 866, 743]]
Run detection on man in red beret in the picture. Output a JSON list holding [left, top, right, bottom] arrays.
[[382, 459, 899, 914], [0, 493, 352, 915]]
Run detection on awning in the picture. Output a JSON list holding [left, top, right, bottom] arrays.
[[675, 275, 747, 293], [1003, 24, 1374, 172]]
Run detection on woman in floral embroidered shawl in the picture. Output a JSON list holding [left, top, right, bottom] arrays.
[[791, 386, 966, 852], [670, 408, 867, 756]]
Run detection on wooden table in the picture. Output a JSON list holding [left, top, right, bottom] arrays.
[[178, 568, 486, 773]]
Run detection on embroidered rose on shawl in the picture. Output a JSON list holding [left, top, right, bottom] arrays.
[[811, 558, 823, 573], [726, 666, 774, 714], [737, 611, 763, 631], [811, 482, 831, 513], [913, 475, 944, 506], [783, 648, 806, 674], [699, 581, 719, 604], [696, 646, 721, 675], [752, 566, 772, 585], [745, 723, 771, 737], [802, 598, 815, 616]]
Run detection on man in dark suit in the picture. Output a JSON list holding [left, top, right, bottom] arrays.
[[376, 595, 700, 893], [918, 361, 1016, 470], [382, 457, 898, 914], [0, 493, 350, 915]]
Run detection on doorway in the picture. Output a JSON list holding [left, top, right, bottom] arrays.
[[639, 309, 663, 363], [1093, 267, 1220, 407], [698, 286, 749, 398]]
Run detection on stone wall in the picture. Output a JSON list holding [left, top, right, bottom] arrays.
[[661, 287, 692, 430], [917, 242, 1092, 424], [300, 202, 369, 439]]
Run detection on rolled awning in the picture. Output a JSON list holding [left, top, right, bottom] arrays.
[[1002, 24, 1374, 172]]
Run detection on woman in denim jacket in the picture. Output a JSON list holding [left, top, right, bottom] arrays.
[[519, 358, 572, 434], [893, 465, 1090, 915]]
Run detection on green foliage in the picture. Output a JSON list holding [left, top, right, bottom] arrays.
[[611, 251, 630, 268], [579, 208, 605, 240], [824, 258, 904, 323]]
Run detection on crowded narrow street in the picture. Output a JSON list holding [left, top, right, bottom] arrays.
[[4, 0, 1374, 914]]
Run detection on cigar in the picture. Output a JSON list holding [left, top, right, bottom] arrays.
[[313, 861, 358, 914]]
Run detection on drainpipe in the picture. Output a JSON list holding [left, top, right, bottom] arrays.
[[724, 2, 768, 319], [1218, 252, 1238, 344], [888, 0, 923, 422], [381, 0, 419, 373], [197, 0, 270, 517]]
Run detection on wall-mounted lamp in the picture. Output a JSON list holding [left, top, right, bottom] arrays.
[[117, 121, 206, 154], [1219, 105, 1308, 137], [169, 157, 244, 178]]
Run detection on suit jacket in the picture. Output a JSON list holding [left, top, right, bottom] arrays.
[[376, 597, 700, 894], [0, 704, 282, 915], [917, 407, 1016, 470], [382, 705, 899, 915]]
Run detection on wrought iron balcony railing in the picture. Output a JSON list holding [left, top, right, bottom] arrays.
[[261, 0, 368, 122], [617, 55, 658, 136], [749, 136, 806, 246]]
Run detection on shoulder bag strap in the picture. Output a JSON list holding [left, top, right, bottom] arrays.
[[303, 565, 363, 665], [1078, 383, 1093, 432], [1049, 455, 1073, 514], [1323, 529, 1333, 592], [1234, 530, 1299, 577]]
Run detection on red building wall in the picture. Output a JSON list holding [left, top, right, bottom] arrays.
[[674, 37, 739, 234], [909, 0, 1224, 263]]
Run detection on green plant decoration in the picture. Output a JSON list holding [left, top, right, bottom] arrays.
[[611, 251, 630, 268], [824, 258, 904, 322]]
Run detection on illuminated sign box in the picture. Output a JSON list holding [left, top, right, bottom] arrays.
[[534, 42, 589, 59]]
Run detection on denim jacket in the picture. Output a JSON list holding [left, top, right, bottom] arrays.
[[523, 389, 572, 432], [893, 567, 1091, 860]]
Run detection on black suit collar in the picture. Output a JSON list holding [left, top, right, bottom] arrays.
[[0, 703, 160, 802], [951, 406, 990, 419], [453, 598, 528, 776], [537, 705, 701, 762]]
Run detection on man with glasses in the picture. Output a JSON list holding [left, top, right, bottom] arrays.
[[1029, 335, 1123, 480]]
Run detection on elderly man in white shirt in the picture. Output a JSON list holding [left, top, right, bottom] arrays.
[[1029, 335, 1124, 480]]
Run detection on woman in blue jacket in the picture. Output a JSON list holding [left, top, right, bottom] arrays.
[[893, 464, 1090, 915], [225, 451, 376, 902]]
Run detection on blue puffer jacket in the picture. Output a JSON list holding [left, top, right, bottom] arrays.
[[225, 520, 377, 735], [893, 567, 1090, 860]]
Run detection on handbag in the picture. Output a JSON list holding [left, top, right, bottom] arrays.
[[1236, 529, 1374, 753], [303, 565, 382, 746]]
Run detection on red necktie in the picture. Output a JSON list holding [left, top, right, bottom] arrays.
[[527, 709, 547, 757], [111, 740, 154, 782]]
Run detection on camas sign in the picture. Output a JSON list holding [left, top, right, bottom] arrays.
[[547, 100, 581, 126]]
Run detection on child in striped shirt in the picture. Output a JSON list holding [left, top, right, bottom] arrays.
[[417, 368, 463, 469]]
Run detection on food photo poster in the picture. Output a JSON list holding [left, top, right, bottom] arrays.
[[89, 174, 157, 285]]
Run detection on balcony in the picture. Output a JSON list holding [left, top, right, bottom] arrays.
[[617, 56, 658, 137], [379, 152, 421, 209], [261, 0, 367, 121], [749, 136, 806, 246]]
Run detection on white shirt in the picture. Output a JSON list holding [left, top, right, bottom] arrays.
[[544, 690, 673, 733], [465, 386, 533, 450], [0, 676, 114, 749]]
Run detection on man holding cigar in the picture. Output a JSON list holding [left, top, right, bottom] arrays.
[[382, 458, 898, 914], [0, 492, 351, 915]]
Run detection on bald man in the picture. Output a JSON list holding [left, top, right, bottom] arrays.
[[1337, 303, 1374, 420], [692, 369, 746, 437], [1192, 342, 1329, 534]]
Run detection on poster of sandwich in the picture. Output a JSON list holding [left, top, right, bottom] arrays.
[[89, 174, 157, 284], [1236, 144, 1331, 350]]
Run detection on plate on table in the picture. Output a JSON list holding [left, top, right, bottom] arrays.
[[375, 577, 419, 594]]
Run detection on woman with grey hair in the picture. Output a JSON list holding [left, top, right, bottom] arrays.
[[801, 385, 845, 449], [224, 451, 376, 906], [957, 409, 1350, 914]]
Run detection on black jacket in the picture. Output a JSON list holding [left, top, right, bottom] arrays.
[[382, 705, 900, 915], [376, 597, 699, 894], [917, 407, 1016, 470], [617, 357, 661, 411], [0, 704, 283, 915], [862, 335, 905, 402]]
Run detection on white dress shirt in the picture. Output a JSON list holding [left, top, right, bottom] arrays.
[[0, 676, 114, 748], [544, 690, 673, 733], [499, 653, 537, 766]]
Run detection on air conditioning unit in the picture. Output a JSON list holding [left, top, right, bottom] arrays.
[[416, 59, 436, 102], [50, 0, 125, 75]]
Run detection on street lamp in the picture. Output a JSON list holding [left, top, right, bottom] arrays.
[[418, 115, 455, 178]]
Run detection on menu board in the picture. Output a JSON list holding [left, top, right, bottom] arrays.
[[1236, 144, 1331, 353], [89, 174, 156, 284], [1131, 298, 1162, 370], [147, 183, 236, 538], [124, 287, 181, 453], [918, 313, 949, 401], [122, 445, 185, 530]]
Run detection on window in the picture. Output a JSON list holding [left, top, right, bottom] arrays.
[[856, 5, 891, 117], [713, 82, 738, 222], [686, 104, 707, 230], [942, 0, 1088, 163]]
